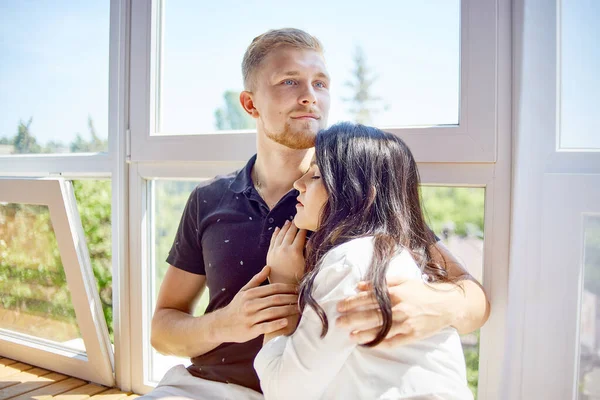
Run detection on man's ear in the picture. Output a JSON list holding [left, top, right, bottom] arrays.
[[240, 91, 259, 118]]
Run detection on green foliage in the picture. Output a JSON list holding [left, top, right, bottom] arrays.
[[72, 180, 113, 339], [0, 181, 113, 342], [214, 91, 254, 130], [420, 186, 485, 238], [13, 118, 42, 154], [0, 115, 107, 154], [70, 117, 107, 152], [0, 204, 78, 337]]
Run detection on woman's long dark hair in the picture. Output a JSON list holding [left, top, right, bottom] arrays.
[[299, 122, 453, 347]]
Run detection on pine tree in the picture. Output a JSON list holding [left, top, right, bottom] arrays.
[[13, 117, 41, 154], [344, 46, 383, 125]]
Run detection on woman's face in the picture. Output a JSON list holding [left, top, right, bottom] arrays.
[[293, 158, 328, 231]]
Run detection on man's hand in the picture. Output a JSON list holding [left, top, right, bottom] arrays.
[[218, 266, 299, 343], [335, 277, 459, 348], [266, 220, 307, 284]]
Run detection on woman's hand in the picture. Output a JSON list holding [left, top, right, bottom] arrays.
[[267, 220, 307, 285]]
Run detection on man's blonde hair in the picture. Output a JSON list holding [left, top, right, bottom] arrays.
[[242, 28, 324, 91]]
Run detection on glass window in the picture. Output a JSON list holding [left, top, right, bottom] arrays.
[[72, 180, 113, 342], [157, 0, 460, 135], [559, 0, 600, 150], [150, 179, 209, 381], [578, 214, 600, 398], [0, 2, 110, 155], [0, 203, 85, 352], [421, 186, 485, 398]]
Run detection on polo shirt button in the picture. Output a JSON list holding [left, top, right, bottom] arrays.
[[268, 217, 274, 223]]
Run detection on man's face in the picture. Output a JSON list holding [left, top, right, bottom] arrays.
[[251, 47, 330, 149]]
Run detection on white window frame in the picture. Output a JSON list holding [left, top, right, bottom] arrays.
[[0, 178, 114, 386], [128, 0, 500, 164], [505, 1, 600, 398], [0, 0, 130, 391]]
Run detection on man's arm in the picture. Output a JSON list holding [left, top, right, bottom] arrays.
[[335, 241, 490, 346], [428, 240, 490, 334], [151, 265, 299, 358]]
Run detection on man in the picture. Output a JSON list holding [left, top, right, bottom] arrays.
[[144, 28, 490, 399]]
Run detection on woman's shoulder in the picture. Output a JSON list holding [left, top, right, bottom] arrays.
[[319, 236, 375, 271]]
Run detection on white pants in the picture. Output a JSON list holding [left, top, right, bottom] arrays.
[[138, 365, 265, 400]]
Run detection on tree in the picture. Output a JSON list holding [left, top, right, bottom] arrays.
[[43, 140, 69, 154], [214, 90, 254, 130], [344, 46, 384, 125], [13, 117, 41, 154], [420, 187, 485, 238], [70, 116, 107, 152]]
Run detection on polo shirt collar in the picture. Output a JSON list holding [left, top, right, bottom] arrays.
[[229, 154, 257, 194]]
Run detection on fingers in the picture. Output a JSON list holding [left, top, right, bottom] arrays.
[[356, 275, 407, 291], [274, 220, 291, 247], [347, 313, 411, 345], [252, 304, 300, 325], [269, 227, 280, 253], [349, 327, 379, 344], [282, 221, 298, 245], [241, 266, 270, 291], [293, 228, 307, 249], [349, 329, 413, 347], [336, 308, 383, 332], [252, 318, 289, 336], [337, 291, 378, 312], [245, 282, 299, 299], [246, 294, 299, 312]]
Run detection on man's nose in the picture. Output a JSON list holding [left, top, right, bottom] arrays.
[[299, 85, 317, 105]]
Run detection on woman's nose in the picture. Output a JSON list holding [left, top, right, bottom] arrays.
[[293, 177, 305, 192]]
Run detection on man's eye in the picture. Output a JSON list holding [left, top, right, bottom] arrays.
[[283, 79, 296, 85], [314, 81, 326, 88]]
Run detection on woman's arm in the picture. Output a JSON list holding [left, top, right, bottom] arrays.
[[335, 241, 490, 346], [254, 256, 359, 400]]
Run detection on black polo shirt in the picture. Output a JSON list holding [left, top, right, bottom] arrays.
[[166, 154, 298, 393]]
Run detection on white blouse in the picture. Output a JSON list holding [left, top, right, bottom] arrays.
[[254, 236, 473, 400]]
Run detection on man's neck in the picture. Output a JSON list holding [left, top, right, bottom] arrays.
[[253, 136, 314, 208]]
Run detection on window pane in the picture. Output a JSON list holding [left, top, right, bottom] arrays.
[[157, 0, 460, 135], [72, 180, 113, 343], [420, 186, 485, 399], [150, 179, 209, 382], [0, 2, 109, 155], [578, 214, 600, 398], [559, 1, 600, 150], [0, 203, 85, 352]]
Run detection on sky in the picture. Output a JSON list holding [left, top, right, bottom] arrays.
[[0, 0, 597, 150]]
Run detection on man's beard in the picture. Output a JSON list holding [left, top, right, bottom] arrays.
[[265, 121, 317, 150]]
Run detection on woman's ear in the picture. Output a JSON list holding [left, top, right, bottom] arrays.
[[240, 91, 259, 118]]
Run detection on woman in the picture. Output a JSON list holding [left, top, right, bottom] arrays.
[[254, 123, 473, 400]]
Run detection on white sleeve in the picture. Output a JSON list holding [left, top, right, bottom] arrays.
[[254, 254, 361, 400]]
